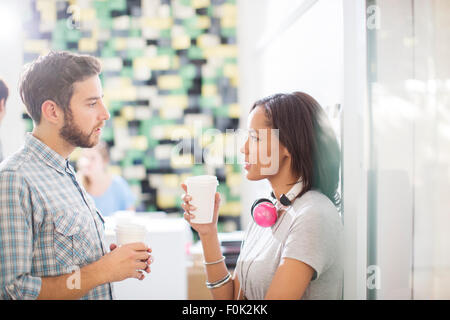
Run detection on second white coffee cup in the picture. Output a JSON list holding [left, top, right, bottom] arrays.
[[185, 175, 219, 224]]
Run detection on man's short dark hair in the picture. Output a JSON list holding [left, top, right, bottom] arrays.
[[0, 79, 8, 103], [19, 51, 101, 124]]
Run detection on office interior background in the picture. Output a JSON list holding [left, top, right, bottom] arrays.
[[0, 0, 449, 299]]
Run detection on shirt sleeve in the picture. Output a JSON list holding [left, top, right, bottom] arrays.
[[281, 207, 339, 281], [0, 171, 42, 300]]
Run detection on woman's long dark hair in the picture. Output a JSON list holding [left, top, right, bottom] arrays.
[[251, 92, 341, 208]]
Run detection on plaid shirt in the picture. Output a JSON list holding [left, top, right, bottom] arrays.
[[0, 133, 114, 300]]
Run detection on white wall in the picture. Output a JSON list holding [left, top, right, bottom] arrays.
[[0, 1, 25, 157], [0, 1, 26, 158]]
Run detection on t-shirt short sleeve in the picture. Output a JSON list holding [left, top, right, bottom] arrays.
[[281, 207, 339, 281]]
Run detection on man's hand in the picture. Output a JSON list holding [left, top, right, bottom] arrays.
[[99, 242, 153, 283]]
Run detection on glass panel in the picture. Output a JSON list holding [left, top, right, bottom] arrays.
[[366, 0, 450, 299]]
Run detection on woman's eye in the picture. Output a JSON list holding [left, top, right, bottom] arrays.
[[250, 135, 259, 141]]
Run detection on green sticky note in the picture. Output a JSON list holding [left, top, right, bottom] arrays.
[[179, 0, 191, 6], [127, 48, 143, 59], [180, 64, 197, 79], [120, 67, 133, 77], [144, 156, 159, 169], [66, 28, 81, 42], [159, 29, 171, 39], [101, 126, 114, 141], [187, 46, 203, 60], [108, 0, 127, 11], [221, 28, 236, 38], [192, 164, 205, 176], [199, 96, 219, 109]]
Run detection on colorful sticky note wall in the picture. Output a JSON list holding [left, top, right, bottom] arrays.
[[22, 0, 242, 231]]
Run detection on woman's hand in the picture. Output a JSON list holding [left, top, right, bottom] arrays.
[[181, 183, 221, 237]]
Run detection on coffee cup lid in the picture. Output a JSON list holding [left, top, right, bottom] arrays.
[[115, 223, 147, 233], [185, 175, 218, 185]]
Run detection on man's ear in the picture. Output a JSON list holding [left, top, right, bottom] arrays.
[[41, 100, 63, 125], [0, 98, 5, 110]]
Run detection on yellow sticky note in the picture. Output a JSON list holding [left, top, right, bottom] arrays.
[[229, 103, 241, 118], [142, 17, 173, 29], [157, 75, 183, 90], [121, 106, 135, 120], [79, 38, 97, 52], [131, 136, 148, 150], [172, 35, 191, 50], [80, 8, 96, 21], [196, 16, 211, 29], [114, 38, 127, 51], [157, 194, 176, 209], [149, 56, 171, 70], [202, 84, 217, 96], [163, 174, 179, 188], [221, 16, 236, 28], [224, 64, 238, 78], [193, 0, 210, 8], [219, 202, 242, 216], [164, 95, 189, 108], [226, 173, 242, 187], [113, 117, 127, 129], [221, 3, 237, 17], [204, 45, 238, 58]]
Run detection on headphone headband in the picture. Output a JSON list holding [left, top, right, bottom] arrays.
[[271, 180, 303, 207]]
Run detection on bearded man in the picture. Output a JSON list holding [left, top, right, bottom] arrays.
[[0, 51, 152, 300]]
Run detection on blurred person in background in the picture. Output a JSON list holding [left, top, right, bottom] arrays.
[[77, 140, 136, 216], [0, 79, 9, 163]]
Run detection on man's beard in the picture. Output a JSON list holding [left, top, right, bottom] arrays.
[[59, 108, 100, 148]]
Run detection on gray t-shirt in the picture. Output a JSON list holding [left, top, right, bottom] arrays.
[[235, 190, 344, 300]]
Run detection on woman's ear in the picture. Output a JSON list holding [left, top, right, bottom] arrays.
[[280, 144, 291, 159]]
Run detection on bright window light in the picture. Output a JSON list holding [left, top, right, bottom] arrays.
[[0, 2, 22, 43]]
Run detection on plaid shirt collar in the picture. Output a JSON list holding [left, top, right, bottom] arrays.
[[24, 133, 70, 175]]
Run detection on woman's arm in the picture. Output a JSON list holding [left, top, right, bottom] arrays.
[[198, 232, 235, 300], [182, 183, 242, 300], [264, 257, 314, 300]]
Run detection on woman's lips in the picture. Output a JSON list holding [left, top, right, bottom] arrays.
[[244, 162, 251, 170]]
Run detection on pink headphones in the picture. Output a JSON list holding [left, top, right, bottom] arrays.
[[251, 181, 303, 228]]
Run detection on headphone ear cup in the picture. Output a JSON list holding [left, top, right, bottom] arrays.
[[251, 198, 278, 228], [251, 198, 272, 217]]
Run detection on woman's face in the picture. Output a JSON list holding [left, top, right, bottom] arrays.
[[77, 147, 105, 177], [240, 106, 289, 181]]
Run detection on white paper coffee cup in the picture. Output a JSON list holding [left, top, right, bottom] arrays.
[[115, 223, 147, 246], [185, 175, 219, 224]]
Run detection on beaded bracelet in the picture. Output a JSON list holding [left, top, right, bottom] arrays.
[[205, 272, 232, 289]]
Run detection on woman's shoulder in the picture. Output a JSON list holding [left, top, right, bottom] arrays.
[[290, 190, 342, 226]]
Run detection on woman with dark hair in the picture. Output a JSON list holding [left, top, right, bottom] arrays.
[[181, 92, 343, 300]]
